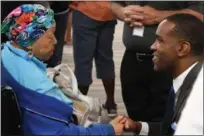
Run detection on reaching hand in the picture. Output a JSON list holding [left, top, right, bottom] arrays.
[[110, 115, 126, 135]]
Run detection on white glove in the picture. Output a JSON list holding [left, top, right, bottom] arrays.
[[47, 68, 71, 89]]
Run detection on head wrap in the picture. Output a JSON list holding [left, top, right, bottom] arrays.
[[1, 4, 55, 47]]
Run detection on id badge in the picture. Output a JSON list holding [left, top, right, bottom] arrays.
[[132, 27, 145, 37]]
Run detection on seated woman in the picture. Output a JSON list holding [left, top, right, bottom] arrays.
[[1, 4, 125, 135]]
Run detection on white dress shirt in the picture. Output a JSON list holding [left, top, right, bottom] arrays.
[[175, 64, 203, 135], [173, 63, 197, 94], [138, 62, 202, 135]]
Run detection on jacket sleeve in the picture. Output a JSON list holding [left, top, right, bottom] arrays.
[[22, 108, 115, 136], [59, 123, 115, 136], [148, 122, 163, 136]]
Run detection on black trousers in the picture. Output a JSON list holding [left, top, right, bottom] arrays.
[[46, 10, 69, 67], [120, 50, 172, 122]]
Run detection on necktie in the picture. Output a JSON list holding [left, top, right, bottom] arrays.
[[162, 86, 176, 135]]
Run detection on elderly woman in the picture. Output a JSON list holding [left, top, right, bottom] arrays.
[[1, 4, 125, 135]]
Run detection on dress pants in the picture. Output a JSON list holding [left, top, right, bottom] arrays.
[[72, 10, 116, 85]]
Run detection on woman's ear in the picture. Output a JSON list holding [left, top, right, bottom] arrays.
[[177, 41, 191, 57], [26, 45, 34, 58], [27, 45, 33, 50]]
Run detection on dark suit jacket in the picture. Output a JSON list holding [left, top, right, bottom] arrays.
[[148, 87, 175, 136]]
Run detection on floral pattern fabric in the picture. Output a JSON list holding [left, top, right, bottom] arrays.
[[1, 4, 55, 47]]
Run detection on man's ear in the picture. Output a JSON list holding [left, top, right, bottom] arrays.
[[177, 41, 191, 57]]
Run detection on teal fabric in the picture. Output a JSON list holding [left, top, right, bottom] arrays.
[[1, 41, 72, 104]]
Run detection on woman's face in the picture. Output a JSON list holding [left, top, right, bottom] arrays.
[[29, 26, 57, 61]]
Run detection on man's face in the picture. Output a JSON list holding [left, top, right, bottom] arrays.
[[150, 20, 179, 71]]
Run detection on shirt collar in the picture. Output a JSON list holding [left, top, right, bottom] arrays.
[[4, 41, 47, 71], [173, 62, 198, 93]]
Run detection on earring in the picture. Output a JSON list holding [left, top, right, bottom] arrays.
[[28, 51, 34, 58]]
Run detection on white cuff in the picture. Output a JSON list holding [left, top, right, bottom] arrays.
[[139, 122, 149, 135]]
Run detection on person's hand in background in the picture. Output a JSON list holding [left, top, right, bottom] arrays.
[[141, 6, 160, 25], [123, 5, 144, 27], [123, 5, 161, 27]]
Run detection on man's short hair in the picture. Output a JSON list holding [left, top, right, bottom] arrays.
[[166, 13, 204, 56]]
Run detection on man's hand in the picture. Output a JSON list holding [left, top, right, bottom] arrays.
[[123, 5, 161, 27], [110, 115, 126, 135], [141, 6, 160, 25], [123, 5, 144, 27], [123, 117, 142, 134]]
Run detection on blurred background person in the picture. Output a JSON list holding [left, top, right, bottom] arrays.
[[71, 1, 118, 117]]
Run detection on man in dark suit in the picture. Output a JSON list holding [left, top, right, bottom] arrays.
[[123, 14, 204, 135]]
